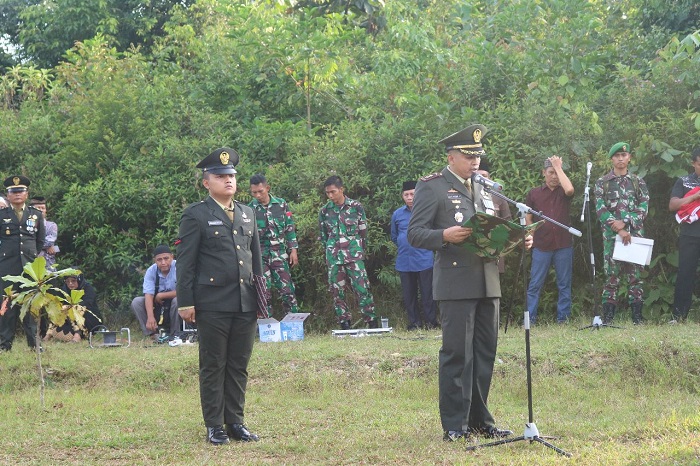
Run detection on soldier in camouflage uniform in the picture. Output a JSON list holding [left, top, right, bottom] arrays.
[[594, 142, 649, 324], [318, 175, 377, 329], [249, 174, 300, 316]]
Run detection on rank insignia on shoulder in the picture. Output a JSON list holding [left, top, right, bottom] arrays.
[[420, 172, 443, 182]]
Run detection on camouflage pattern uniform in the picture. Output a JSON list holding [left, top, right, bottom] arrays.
[[318, 197, 376, 323], [249, 195, 300, 315], [594, 170, 649, 305]]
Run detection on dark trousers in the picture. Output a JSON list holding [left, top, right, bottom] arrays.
[[399, 269, 438, 327], [197, 309, 257, 427], [439, 298, 499, 431], [673, 234, 700, 314], [0, 304, 37, 350]]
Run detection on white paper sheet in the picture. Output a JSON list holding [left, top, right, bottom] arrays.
[[612, 236, 654, 266]]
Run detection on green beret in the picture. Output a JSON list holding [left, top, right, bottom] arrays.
[[608, 142, 630, 158]]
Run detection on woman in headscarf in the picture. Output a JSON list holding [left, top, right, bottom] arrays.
[[44, 270, 102, 342]]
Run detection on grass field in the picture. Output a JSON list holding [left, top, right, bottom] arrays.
[[1, 318, 699, 465]]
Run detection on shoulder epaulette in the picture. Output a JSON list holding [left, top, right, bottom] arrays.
[[420, 172, 443, 182], [235, 200, 252, 211]]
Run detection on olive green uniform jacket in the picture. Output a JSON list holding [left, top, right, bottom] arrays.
[[176, 196, 262, 313], [407, 168, 500, 299]]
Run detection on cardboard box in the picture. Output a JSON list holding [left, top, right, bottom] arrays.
[[257, 318, 281, 342], [280, 313, 310, 341], [257, 313, 310, 342]]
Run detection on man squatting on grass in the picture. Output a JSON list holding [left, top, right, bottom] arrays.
[[131, 244, 181, 338], [408, 124, 533, 442]]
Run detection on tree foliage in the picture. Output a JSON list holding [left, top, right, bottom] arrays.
[[1, 0, 700, 325], [1, 0, 194, 68]]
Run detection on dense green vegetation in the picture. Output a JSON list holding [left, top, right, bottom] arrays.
[[1, 0, 700, 327]]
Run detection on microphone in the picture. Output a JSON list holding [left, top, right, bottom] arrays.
[[586, 161, 592, 178], [472, 172, 503, 191]]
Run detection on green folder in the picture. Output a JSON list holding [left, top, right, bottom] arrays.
[[460, 212, 543, 259]]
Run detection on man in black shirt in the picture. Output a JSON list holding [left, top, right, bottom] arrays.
[[669, 147, 700, 322]]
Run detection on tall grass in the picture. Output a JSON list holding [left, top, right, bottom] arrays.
[[1, 318, 699, 465]]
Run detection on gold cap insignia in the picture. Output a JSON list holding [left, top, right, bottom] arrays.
[[623, 145, 627, 152], [220, 151, 230, 165], [473, 129, 482, 143], [12, 177, 19, 186]]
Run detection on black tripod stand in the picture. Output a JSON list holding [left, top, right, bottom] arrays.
[[577, 163, 622, 330], [466, 187, 577, 458]]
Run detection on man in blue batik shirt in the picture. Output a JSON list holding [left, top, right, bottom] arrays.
[[391, 181, 439, 330]]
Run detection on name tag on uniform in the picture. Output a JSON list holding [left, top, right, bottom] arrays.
[[208, 220, 223, 226]]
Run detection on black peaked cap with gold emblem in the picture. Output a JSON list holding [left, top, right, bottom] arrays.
[[4, 175, 31, 192], [439, 124, 487, 156], [196, 147, 239, 174]]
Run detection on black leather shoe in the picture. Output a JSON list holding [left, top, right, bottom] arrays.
[[443, 430, 469, 441], [206, 426, 230, 445], [340, 320, 351, 330], [227, 423, 259, 442], [476, 426, 514, 438], [367, 318, 379, 329]]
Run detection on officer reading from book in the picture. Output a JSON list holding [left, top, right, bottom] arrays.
[[408, 124, 532, 441]]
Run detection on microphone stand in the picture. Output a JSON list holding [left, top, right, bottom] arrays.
[[578, 166, 622, 330], [466, 184, 574, 458]]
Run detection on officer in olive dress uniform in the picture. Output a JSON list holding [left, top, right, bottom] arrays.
[[0, 175, 46, 351], [176, 148, 263, 445], [408, 125, 531, 441]]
